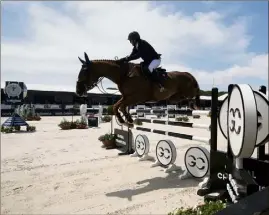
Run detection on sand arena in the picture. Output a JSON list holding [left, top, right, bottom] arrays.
[[1, 115, 230, 214]]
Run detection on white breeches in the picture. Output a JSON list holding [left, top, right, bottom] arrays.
[[148, 59, 161, 72]]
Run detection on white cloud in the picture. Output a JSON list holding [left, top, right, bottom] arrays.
[[1, 1, 268, 92], [168, 54, 268, 87]]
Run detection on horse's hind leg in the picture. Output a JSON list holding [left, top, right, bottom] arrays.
[[168, 92, 199, 110], [113, 97, 125, 124], [167, 93, 185, 103]]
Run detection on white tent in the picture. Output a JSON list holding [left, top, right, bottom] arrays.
[[218, 94, 228, 101]]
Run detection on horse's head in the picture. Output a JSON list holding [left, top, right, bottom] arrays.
[[76, 52, 101, 97]]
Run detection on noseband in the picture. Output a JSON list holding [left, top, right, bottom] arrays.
[[77, 78, 102, 93]]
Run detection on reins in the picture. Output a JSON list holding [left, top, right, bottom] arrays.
[[90, 57, 122, 95], [88, 57, 140, 95]]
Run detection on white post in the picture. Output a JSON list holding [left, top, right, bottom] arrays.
[[98, 105, 103, 125], [80, 104, 88, 125]]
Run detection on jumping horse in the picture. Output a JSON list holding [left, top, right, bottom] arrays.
[[76, 52, 201, 127]]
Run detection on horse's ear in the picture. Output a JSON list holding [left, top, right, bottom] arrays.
[[78, 56, 86, 64], [84, 52, 91, 64]]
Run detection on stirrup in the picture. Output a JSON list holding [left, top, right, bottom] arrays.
[[158, 84, 164, 92]]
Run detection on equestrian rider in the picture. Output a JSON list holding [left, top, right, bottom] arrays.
[[118, 31, 165, 92]]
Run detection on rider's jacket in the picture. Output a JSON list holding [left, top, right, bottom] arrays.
[[127, 39, 161, 65]]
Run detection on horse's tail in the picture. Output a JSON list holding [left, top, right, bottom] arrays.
[[189, 93, 200, 110], [190, 75, 201, 110], [193, 92, 201, 110]]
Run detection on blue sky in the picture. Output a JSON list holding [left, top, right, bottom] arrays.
[[1, 1, 268, 92], [163, 1, 268, 53]]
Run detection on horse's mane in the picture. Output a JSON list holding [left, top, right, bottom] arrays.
[[92, 59, 136, 67], [92, 59, 116, 64]]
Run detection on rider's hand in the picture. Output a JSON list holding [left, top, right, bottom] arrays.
[[117, 57, 128, 63]]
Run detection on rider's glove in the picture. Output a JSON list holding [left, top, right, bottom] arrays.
[[118, 57, 128, 63]]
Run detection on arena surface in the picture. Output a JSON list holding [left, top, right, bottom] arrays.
[[1, 115, 237, 214]]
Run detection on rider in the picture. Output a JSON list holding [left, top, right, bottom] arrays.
[[118, 31, 165, 92]]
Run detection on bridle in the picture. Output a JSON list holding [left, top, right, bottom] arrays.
[[77, 55, 124, 96], [76, 76, 105, 97]]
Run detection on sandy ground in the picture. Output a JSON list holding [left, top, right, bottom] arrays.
[[1, 114, 262, 214]]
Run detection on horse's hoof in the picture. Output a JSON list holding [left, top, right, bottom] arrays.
[[116, 117, 125, 126], [122, 122, 134, 128], [122, 122, 130, 127], [127, 120, 134, 124], [128, 123, 134, 128]]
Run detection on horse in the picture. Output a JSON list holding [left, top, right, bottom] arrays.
[[76, 52, 201, 127]]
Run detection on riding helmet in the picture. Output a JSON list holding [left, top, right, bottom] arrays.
[[128, 31, 140, 41]]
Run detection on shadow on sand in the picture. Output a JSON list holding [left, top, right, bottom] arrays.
[[105, 171, 202, 201]]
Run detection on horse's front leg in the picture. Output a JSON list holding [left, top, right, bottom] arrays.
[[119, 96, 148, 128], [119, 104, 133, 125], [113, 98, 125, 124]]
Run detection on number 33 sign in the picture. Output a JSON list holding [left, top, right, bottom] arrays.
[[228, 84, 258, 158]]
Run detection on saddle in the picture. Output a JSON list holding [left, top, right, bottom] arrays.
[[140, 64, 168, 81], [117, 60, 168, 84]]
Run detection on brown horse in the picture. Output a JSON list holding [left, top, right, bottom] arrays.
[[76, 52, 201, 127]]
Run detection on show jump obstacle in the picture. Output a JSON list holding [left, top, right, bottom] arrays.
[[198, 84, 269, 204], [110, 84, 269, 212], [112, 87, 218, 171], [127, 88, 218, 176], [201, 84, 269, 214]]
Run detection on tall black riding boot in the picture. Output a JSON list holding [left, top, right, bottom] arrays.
[[151, 71, 165, 92]]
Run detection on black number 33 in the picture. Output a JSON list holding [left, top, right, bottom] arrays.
[[229, 108, 241, 134]]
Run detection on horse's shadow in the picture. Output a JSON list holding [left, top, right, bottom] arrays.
[[105, 171, 201, 201]]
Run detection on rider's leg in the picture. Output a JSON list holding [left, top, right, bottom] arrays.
[[148, 59, 161, 72], [148, 59, 164, 92]]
